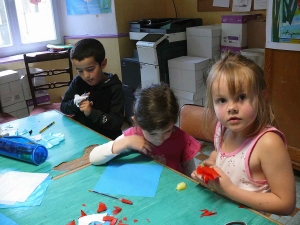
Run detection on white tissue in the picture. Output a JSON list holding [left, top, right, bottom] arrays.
[[74, 94, 89, 107]]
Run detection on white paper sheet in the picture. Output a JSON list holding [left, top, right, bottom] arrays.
[[254, 0, 267, 10], [213, 0, 230, 7], [0, 171, 49, 204], [232, 0, 252, 12]]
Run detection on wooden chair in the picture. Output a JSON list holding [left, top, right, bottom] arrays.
[[179, 104, 216, 143], [23, 51, 73, 116], [0, 112, 18, 125]]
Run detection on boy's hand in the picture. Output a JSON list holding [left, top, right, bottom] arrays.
[[79, 100, 93, 116]]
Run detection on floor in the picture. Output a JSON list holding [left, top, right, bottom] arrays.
[[195, 141, 300, 225], [122, 121, 300, 225]]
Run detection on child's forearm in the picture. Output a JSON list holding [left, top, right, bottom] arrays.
[[225, 186, 295, 215], [89, 141, 116, 165]]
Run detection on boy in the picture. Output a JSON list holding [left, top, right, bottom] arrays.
[[61, 38, 124, 140]]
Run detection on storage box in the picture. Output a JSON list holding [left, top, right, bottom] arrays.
[[26, 94, 51, 107], [0, 80, 22, 96], [168, 56, 210, 93], [221, 14, 258, 49], [173, 86, 206, 102], [187, 24, 221, 60], [2, 101, 29, 118], [0, 70, 19, 85], [0, 90, 25, 108], [247, 19, 266, 48]]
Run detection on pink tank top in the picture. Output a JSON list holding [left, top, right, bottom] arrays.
[[214, 122, 286, 192]]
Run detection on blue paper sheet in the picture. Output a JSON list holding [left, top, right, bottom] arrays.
[[0, 213, 18, 225], [93, 163, 163, 197]]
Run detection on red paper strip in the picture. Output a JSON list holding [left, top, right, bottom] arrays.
[[196, 165, 219, 184], [97, 202, 107, 213], [103, 216, 115, 221], [133, 219, 138, 223], [112, 206, 122, 215], [110, 218, 118, 225], [123, 217, 128, 221]]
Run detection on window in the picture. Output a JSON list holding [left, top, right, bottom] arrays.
[[0, 0, 62, 58]]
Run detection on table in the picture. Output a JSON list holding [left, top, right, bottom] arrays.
[[0, 110, 109, 177], [0, 111, 280, 224]]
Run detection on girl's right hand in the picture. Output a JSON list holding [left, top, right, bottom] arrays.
[[125, 135, 152, 154]]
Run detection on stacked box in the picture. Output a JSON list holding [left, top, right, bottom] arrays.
[[0, 70, 29, 118], [168, 56, 210, 109], [187, 24, 221, 61], [221, 14, 259, 53]]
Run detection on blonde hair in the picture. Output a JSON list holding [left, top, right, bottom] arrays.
[[203, 51, 275, 137]]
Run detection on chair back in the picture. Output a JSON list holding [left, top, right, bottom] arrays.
[[179, 104, 216, 143], [23, 51, 73, 107]]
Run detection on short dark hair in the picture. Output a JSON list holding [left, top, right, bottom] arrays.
[[70, 38, 105, 65], [133, 83, 179, 132]]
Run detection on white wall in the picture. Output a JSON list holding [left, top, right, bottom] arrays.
[[58, 0, 118, 36]]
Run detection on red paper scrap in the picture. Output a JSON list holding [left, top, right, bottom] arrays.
[[133, 219, 138, 223], [66, 220, 76, 225], [238, 205, 245, 208], [123, 217, 128, 221], [110, 218, 118, 225], [196, 165, 219, 184], [103, 216, 115, 221], [112, 206, 122, 215], [82, 204, 86, 207], [200, 209, 217, 218], [97, 202, 107, 213], [80, 210, 87, 217]]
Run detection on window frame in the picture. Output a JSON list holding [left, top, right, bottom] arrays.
[[0, 0, 62, 58]]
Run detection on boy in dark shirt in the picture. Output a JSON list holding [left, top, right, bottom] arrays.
[[61, 38, 124, 140]]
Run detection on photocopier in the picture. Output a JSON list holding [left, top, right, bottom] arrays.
[[121, 18, 202, 124], [128, 18, 202, 87]]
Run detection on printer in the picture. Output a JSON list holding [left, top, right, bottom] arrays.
[[130, 18, 203, 87]]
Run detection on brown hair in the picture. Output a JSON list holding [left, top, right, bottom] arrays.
[[133, 83, 179, 132], [203, 51, 274, 137]]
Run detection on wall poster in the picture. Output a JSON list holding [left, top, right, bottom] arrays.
[[66, 0, 112, 15]]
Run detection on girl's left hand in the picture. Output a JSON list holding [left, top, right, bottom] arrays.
[[207, 166, 235, 195]]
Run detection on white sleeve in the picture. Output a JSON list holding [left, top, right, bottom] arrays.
[[89, 141, 116, 165], [89, 135, 125, 165]]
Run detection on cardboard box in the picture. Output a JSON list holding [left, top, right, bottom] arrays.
[[247, 19, 266, 48], [0, 80, 22, 95], [221, 14, 258, 49], [26, 94, 51, 107], [2, 101, 29, 118], [168, 56, 210, 93], [173, 86, 206, 102], [0, 90, 25, 108], [187, 24, 221, 60], [0, 70, 19, 84]]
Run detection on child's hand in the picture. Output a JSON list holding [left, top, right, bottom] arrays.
[[125, 135, 152, 154], [206, 166, 235, 195], [79, 99, 93, 116]]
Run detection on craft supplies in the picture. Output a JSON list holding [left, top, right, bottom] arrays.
[[89, 190, 133, 205], [0, 136, 48, 165], [39, 121, 55, 133]]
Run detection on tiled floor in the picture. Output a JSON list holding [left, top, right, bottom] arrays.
[[195, 141, 300, 225]]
